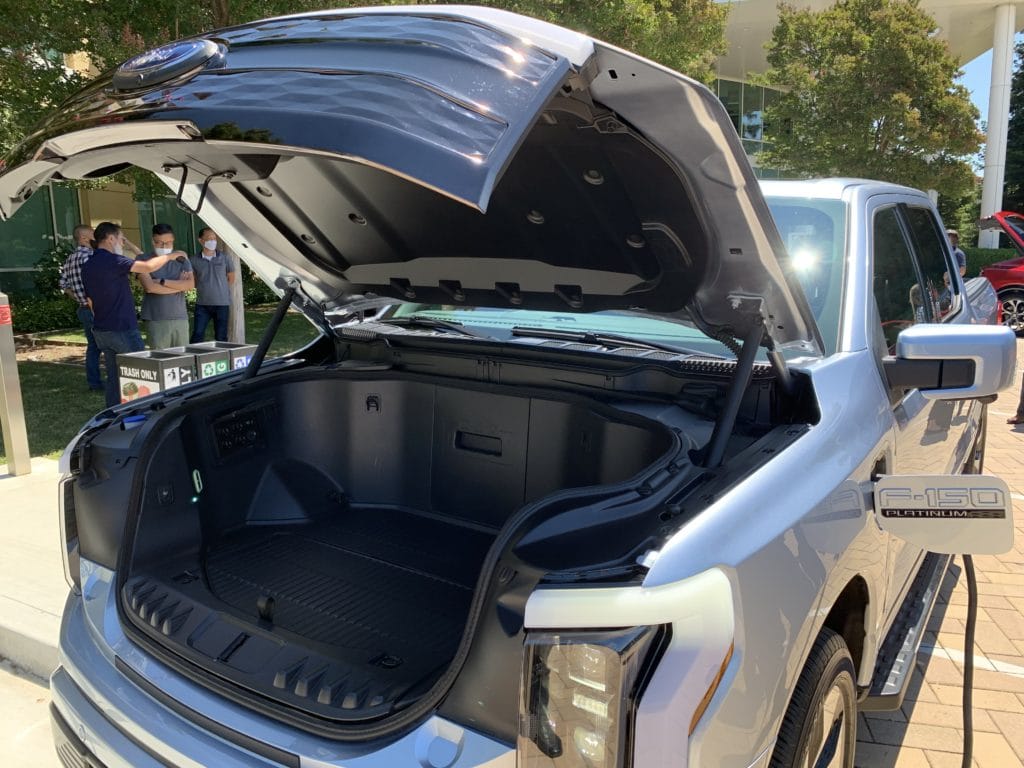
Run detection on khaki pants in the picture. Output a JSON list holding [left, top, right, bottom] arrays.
[[146, 318, 190, 350]]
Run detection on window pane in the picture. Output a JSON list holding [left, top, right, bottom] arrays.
[[51, 184, 81, 243], [903, 206, 957, 320], [718, 80, 741, 134], [873, 207, 924, 350], [741, 83, 764, 140], [0, 186, 54, 269], [767, 197, 846, 355], [150, 198, 200, 253]]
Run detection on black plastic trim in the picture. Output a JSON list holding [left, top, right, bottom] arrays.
[[882, 357, 976, 391], [115, 657, 301, 768], [51, 702, 107, 768], [861, 552, 951, 711]]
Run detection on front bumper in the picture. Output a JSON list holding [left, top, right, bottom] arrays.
[[53, 558, 514, 767]]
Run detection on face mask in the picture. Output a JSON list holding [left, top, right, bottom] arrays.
[[203, 240, 218, 251], [155, 247, 173, 256], [113, 242, 124, 256]]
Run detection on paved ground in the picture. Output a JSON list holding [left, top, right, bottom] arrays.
[[4, 342, 1024, 766], [0, 660, 59, 768], [854, 359, 1024, 767]]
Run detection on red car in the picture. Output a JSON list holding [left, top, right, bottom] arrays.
[[980, 211, 1024, 332]]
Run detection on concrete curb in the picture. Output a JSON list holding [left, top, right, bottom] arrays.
[[0, 596, 59, 682]]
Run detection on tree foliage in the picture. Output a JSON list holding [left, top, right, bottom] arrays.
[[760, 0, 980, 198], [1003, 40, 1024, 213], [0, 0, 728, 159]]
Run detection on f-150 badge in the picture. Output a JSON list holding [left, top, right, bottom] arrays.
[[873, 475, 1013, 554]]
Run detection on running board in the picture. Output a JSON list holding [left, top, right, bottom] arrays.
[[860, 552, 951, 711]]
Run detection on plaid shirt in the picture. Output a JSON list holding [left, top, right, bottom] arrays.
[[58, 245, 92, 306]]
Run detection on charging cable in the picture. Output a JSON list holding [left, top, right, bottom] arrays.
[[961, 554, 977, 768]]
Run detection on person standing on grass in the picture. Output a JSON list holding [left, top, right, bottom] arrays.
[[190, 227, 235, 343], [81, 222, 184, 408], [58, 224, 103, 392], [136, 223, 193, 350]]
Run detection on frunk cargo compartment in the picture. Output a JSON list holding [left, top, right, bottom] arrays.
[[119, 371, 674, 728]]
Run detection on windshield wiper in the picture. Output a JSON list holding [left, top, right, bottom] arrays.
[[372, 317, 490, 338], [509, 327, 728, 358]]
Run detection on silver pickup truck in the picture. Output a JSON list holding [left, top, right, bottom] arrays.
[[0, 7, 1017, 768]]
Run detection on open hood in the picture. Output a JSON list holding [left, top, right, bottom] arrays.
[[0, 6, 821, 353], [979, 212, 1024, 260]]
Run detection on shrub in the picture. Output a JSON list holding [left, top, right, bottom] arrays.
[[242, 263, 278, 306], [10, 295, 79, 334], [963, 247, 1019, 276], [33, 241, 75, 298]]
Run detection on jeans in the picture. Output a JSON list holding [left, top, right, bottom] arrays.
[[191, 305, 229, 343], [76, 306, 102, 390], [92, 328, 145, 408]]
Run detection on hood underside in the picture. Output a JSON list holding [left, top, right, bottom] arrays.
[[0, 6, 821, 353]]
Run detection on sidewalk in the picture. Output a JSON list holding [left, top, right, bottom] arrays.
[[854, 369, 1024, 766], [0, 457, 65, 680]]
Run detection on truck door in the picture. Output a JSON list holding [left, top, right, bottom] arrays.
[[870, 202, 976, 622]]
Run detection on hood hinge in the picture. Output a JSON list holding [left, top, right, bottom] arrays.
[[726, 293, 793, 395]]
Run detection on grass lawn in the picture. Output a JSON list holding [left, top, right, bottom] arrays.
[[0, 362, 107, 464], [2, 306, 321, 464], [40, 305, 319, 359]]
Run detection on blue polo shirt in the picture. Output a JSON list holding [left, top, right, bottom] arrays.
[[81, 248, 139, 332], [192, 251, 234, 306]]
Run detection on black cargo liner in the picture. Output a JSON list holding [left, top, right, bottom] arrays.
[[123, 505, 495, 724], [205, 506, 492, 677], [119, 369, 676, 729]]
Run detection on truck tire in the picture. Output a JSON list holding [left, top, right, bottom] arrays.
[[769, 628, 857, 768]]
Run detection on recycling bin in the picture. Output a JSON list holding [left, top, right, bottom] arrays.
[[115, 349, 196, 403], [164, 345, 232, 379], [188, 341, 258, 371]]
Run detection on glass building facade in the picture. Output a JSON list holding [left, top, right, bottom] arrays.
[[713, 79, 783, 179], [0, 184, 81, 296]]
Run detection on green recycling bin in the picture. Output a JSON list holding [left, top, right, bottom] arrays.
[[188, 341, 258, 371], [164, 345, 232, 379]]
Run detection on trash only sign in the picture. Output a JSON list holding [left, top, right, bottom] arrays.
[[116, 350, 196, 403]]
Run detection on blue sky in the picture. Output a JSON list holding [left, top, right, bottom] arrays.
[[962, 50, 994, 121], [959, 35, 1022, 125]]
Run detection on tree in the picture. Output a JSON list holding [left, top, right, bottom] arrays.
[[0, 0, 729, 159], [488, 0, 728, 82], [759, 0, 981, 198], [1002, 41, 1024, 213]]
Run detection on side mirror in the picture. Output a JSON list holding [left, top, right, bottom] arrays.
[[883, 323, 1016, 400]]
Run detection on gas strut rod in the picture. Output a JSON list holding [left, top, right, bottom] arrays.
[[243, 285, 298, 380], [699, 319, 764, 469]]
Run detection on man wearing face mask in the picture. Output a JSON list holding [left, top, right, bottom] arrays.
[[81, 222, 185, 407], [136, 223, 194, 349], [190, 227, 235, 343]]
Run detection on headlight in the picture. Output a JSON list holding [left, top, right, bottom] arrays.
[[518, 626, 663, 768], [57, 475, 81, 593]]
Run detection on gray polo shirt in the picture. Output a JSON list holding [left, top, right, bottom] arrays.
[[192, 251, 234, 306], [138, 252, 192, 321]]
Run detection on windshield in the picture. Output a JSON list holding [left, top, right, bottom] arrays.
[[765, 196, 846, 355], [350, 305, 739, 359]]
